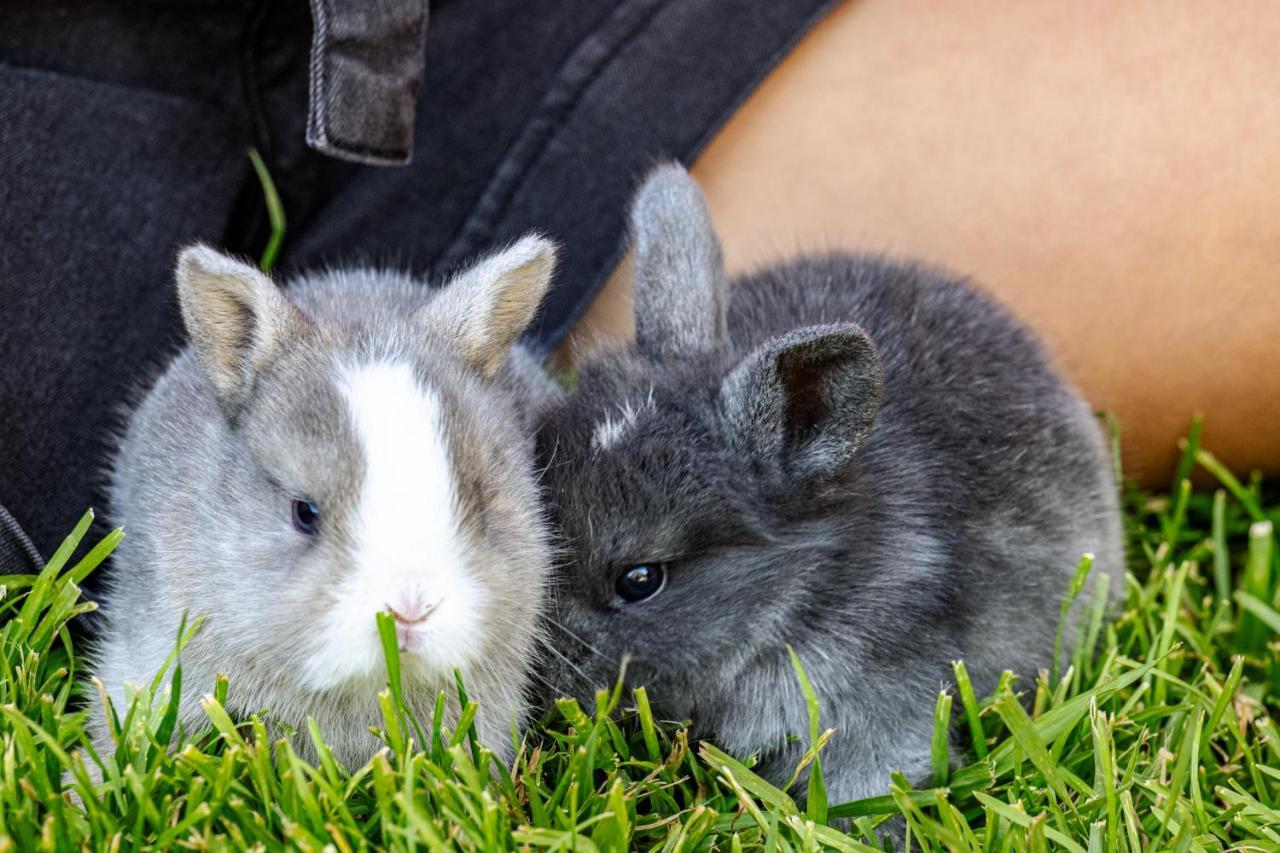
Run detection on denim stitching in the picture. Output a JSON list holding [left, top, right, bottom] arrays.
[[304, 0, 331, 156], [435, 0, 669, 275], [436, 0, 839, 354], [0, 503, 42, 571], [540, 0, 842, 349]]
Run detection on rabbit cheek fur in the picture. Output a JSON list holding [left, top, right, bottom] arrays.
[[535, 165, 1124, 803], [92, 238, 557, 770]]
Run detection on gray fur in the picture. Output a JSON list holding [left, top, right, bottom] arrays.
[[533, 165, 1124, 803], [93, 236, 558, 770], [632, 163, 729, 358]]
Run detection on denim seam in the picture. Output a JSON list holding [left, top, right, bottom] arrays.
[[435, 0, 841, 354], [539, 0, 843, 350], [0, 503, 43, 570], [435, 0, 669, 277], [240, 0, 274, 156], [305, 0, 331, 155]]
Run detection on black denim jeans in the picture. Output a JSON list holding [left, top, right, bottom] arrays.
[[0, 0, 835, 578]]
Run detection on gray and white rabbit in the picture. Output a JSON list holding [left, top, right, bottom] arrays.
[[532, 165, 1123, 803], [92, 236, 558, 770]]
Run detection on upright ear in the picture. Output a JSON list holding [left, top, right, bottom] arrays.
[[630, 163, 728, 358], [431, 234, 558, 377], [720, 324, 882, 480], [176, 244, 307, 411]]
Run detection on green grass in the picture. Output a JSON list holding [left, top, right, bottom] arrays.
[[1, 427, 1277, 850], [247, 147, 286, 273]]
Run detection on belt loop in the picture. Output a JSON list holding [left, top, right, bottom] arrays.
[[306, 0, 431, 166]]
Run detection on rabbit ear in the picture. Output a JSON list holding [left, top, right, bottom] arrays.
[[630, 163, 728, 358], [720, 324, 882, 480], [429, 234, 558, 378], [176, 244, 309, 411]]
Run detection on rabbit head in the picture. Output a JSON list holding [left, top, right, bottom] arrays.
[[536, 167, 882, 719]]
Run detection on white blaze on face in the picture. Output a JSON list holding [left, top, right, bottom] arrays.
[[301, 359, 486, 691]]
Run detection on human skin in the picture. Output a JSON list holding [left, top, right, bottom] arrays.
[[563, 0, 1280, 487]]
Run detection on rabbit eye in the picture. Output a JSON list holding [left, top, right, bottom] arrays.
[[291, 499, 321, 535], [616, 564, 665, 602]]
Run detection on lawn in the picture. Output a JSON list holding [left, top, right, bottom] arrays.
[[1, 420, 1277, 850]]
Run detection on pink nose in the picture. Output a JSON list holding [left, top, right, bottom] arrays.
[[387, 599, 437, 625]]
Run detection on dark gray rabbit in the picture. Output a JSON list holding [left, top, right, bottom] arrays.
[[93, 237, 557, 769], [532, 164, 1123, 803]]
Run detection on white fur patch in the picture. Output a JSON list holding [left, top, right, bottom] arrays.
[[590, 392, 655, 451], [591, 415, 629, 450], [301, 360, 485, 690]]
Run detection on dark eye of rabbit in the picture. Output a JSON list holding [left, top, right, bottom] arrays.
[[616, 564, 665, 602], [291, 499, 321, 535]]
